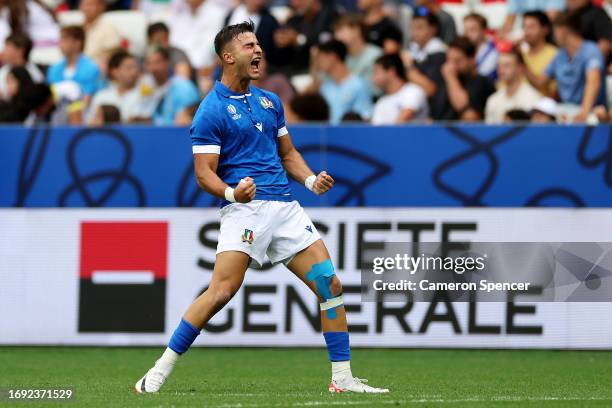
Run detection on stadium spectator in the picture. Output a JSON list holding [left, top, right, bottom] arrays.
[[168, 0, 228, 72], [407, 12, 445, 65], [378, 24, 403, 55], [498, 0, 565, 39], [141, 46, 200, 125], [146, 22, 191, 75], [250, 56, 296, 104], [357, 0, 401, 48], [0, 66, 34, 122], [0, 33, 43, 100], [530, 97, 558, 122], [175, 102, 199, 126], [521, 11, 558, 96], [463, 13, 499, 80], [272, 0, 338, 75], [403, 12, 445, 98], [485, 49, 541, 124], [87, 50, 145, 123], [80, 0, 122, 65], [371, 54, 428, 124], [567, 0, 612, 60], [430, 37, 496, 121], [0, 0, 59, 53], [24, 82, 84, 125], [46, 26, 103, 101], [224, 0, 280, 64], [312, 40, 372, 124], [533, 12, 607, 123], [333, 14, 382, 94], [413, 0, 456, 44], [285, 92, 330, 123], [89, 104, 121, 125]]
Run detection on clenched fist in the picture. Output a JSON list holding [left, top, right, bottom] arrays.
[[234, 177, 256, 203], [312, 171, 334, 195]]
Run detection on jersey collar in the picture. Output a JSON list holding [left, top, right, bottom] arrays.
[[214, 81, 253, 99]]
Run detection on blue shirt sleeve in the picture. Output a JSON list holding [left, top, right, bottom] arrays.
[[270, 93, 287, 136], [46, 63, 62, 84], [79, 62, 103, 96], [190, 104, 223, 154], [544, 54, 559, 79]]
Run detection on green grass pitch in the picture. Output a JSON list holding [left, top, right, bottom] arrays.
[[1, 347, 612, 407]]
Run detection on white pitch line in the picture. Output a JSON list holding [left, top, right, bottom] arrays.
[[208, 396, 612, 408]]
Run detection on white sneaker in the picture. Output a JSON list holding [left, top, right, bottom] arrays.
[[134, 360, 174, 393], [328, 377, 389, 393]]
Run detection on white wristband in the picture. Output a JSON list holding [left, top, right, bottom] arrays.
[[305, 174, 316, 191], [224, 186, 236, 203]]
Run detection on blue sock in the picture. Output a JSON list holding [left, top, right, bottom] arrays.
[[168, 318, 200, 355], [323, 332, 351, 361]]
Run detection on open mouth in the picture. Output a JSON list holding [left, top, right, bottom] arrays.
[[250, 58, 261, 71]]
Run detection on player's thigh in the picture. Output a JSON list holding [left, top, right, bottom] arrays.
[[286, 239, 342, 299], [208, 250, 250, 294]]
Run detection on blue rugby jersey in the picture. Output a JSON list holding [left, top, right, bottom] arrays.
[[190, 81, 292, 206]]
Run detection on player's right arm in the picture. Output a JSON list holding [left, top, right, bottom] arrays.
[[193, 154, 255, 203]]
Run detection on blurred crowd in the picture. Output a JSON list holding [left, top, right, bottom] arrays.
[[0, 0, 610, 126]]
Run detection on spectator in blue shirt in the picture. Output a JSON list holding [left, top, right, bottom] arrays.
[[313, 40, 373, 124], [142, 46, 200, 126], [46, 26, 103, 101], [535, 12, 606, 122]]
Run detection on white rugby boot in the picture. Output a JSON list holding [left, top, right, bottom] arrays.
[[134, 359, 174, 393], [328, 377, 390, 393]]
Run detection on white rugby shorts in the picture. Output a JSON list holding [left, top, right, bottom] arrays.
[[216, 200, 321, 268]]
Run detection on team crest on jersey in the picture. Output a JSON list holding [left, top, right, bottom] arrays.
[[242, 229, 254, 244], [227, 104, 241, 120], [259, 96, 273, 109]]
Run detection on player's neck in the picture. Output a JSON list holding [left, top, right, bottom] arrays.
[[221, 75, 251, 94]]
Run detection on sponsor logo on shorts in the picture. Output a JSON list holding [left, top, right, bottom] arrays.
[[242, 229, 254, 244], [259, 96, 274, 109], [305, 225, 313, 233]]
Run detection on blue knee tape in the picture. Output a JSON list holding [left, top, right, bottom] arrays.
[[306, 259, 341, 319]]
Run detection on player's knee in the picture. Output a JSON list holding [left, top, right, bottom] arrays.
[[329, 277, 342, 297]]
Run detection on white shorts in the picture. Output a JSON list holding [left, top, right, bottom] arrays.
[[217, 200, 321, 268]]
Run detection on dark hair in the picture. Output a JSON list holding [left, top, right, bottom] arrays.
[[108, 50, 134, 72], [214, 20, 256, 57], [554, 12, 583, 36], [24, 83, 52, 110], [318, 39, 348, 62], [147, 22, 169, 39], [146, 45, 171, 61], [375, 54, 407, 81], [290, 93, 330, 122], [463, 12, 488, 30], [6, 32, 33, 60], [99, 105, 121, 123], [334, 14, 367, 40], [500, 46, 525, 66], [7, 66, 34, 119], [341, 112, 364, 122], [448, 36, 477, 58], [61, 25, 86, 50], [523, 10, 554, 44], [504, 109, 531, 121], [380, 25, 403, 45], [413, 10, 440, 32]]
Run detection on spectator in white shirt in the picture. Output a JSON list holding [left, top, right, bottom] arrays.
[[371, 53, 429, 124], [88, 50, 146, 123], [485, 48, 541, 124], [463, 13, 499, 80], [169, 0, 226, 73], [0, 33, 43, 100], [0, 0, 59, 53]]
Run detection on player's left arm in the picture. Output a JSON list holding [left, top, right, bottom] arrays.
[[278, 133, 334, 195]]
